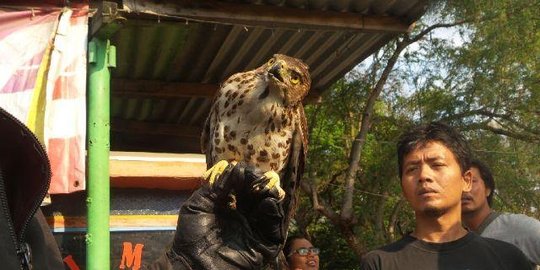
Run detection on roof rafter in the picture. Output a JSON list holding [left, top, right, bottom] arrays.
[[112, 118, 202, 138], [111, 78, 322, 102], [121, 0, 412, 32], [112, 79, 218, 98]]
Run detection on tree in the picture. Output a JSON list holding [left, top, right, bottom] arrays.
[[293, 1, 540, 269]]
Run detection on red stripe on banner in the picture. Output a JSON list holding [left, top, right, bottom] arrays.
[[52, 76, 76, 100], [48, 136, 85, 194], [52, 60, 85, 100]]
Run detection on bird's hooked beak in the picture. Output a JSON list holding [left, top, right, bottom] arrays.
[[268, 62, 285, 83]]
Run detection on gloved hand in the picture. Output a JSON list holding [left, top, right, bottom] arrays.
[[146, 163, 287, 270]]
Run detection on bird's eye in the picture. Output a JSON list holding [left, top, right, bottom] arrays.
[[268, 58, 275, 65], [291, 74, 300, 85]]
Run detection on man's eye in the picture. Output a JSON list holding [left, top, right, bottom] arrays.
[[406, 167, 417, 173]]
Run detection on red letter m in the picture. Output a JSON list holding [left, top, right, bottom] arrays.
[[119, 242, 144, 270]]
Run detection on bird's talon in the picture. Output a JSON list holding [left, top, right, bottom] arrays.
[[252, 170, 286, 201], [263, 171, 280, 189], [203, 160, 231, 186]]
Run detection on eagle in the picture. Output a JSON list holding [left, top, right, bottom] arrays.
[[201, 54, 310, 203]]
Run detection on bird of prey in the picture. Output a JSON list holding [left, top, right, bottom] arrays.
[[201, 54, 310, 201]]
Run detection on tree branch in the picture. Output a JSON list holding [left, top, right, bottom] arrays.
[[374, 190, 388, 242], [340, 18, 475, 221], [441, 107, 540, 142], [301, 178, 367, 256], [439, 107, 507, 123], [407, 20, 469, 44], [461, 122, 540, 142], [301, 180, 340, 222], [484, 124, 540, 143], [341, 41, 405, 221], [386, 198, 405, 241]]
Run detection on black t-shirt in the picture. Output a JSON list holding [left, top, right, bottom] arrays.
[[360, 232, 532, 270]]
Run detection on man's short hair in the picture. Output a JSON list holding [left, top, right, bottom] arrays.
[[397, 121, 472, 179], [470, 159, 496, 206]]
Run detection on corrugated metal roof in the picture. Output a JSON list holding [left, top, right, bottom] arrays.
[[105, 0, 428, 153]]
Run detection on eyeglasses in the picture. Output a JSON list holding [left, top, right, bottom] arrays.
[[288, 247, 320, 257]]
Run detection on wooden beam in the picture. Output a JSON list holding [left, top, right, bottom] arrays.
[[112, 118, 202, 138], [122, 0, 411, 33], [109, 151, 206, 190], [47, 215, 179, 229], [90, 1, 127, 38], [112, 133, 202, 153], [112, 78, 322, 103], [112, 79, 218, 98]]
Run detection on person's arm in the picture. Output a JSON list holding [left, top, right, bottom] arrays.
[[484, 214, 540, 266], [144, 162, 286, 269], [359, 252, 382, 270], [514, 214, 540, 265]]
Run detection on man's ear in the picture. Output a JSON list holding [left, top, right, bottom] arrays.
[[485, 188, 491, 198], [462, 169, 472, 192]]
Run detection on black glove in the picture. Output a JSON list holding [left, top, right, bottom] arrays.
[[146, 163, 286, 270]]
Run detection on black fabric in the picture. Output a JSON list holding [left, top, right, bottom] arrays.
[[0, 166, 22, 270], [0, 107, 63, 270], [360, 232, 532, 270], [24, 209, 65, 269], [144, 163, 287, 270], [0, 107, 51, 237]]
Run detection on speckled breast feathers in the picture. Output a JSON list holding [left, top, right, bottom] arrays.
[[202, 54, 310, 173]]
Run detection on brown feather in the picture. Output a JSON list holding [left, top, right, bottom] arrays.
[[200, 54, 311, 268]]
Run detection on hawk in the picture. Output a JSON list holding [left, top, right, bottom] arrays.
[[201, 54, 310, 201]]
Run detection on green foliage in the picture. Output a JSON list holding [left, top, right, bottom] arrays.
[[309, 219, 362, 270], [467, 131, 540, 216], [295, 1, 540, 269]]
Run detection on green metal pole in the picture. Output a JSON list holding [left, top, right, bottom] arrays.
[[87, 37, 115, 270]]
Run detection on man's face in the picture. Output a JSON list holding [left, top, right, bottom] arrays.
[[401, 141, 471, 216], [288, 238, 319, 270], [461, 167, 491, 213]]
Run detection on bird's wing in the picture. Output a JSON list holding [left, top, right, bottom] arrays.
[[201, 101, 216, 169], [297, 103, 309, 157], [280, 105, 308, 230], [276, 106, 307, 267]]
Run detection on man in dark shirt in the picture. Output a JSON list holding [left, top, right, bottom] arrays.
[[360, 122, 531, 270]]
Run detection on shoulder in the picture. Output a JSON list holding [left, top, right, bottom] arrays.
[[481, 214, 540, 264], [478, 235, 519, 250], [487, 213, 540, 235], [360, 251, 382, 270], [365, 236, 414, 255], [497, 213, 540, 226], [472, 234, 514, 250], [360, 237, 414, 270], [475, 236, 532, 267]]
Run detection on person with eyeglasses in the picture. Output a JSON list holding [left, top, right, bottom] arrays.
[[284, 236, 320, 270]]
